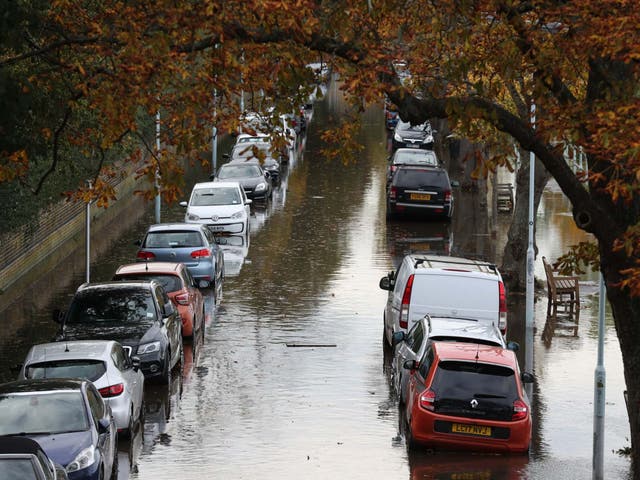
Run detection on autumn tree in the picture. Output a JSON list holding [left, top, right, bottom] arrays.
[[1, 0, 640, 475]]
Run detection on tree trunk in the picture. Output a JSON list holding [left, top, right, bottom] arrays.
[[501, 148, 551, 292]]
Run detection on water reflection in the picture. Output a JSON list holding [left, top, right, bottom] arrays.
[[141, 370, 183, 456], [386, 219, 452, 268], [408, 451, 530, 480]]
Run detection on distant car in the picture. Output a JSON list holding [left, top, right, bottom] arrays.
[[18, 340, 144, 437], [384, 98, 399, 130], [0, 436, 69, 480], [180, 181, 251, 236], [113, 262, 207, 337], [214, 162, 273, 201], [387, 165, 457, 219], [387, 148, 440, 185], [134, 223, 224, 292], [392, 120, 434, 150], [0, 378, 118, 480], [402, 341, 533, 454], [226, 141, 282, 184], [392, 315, 518, 404], [53, 281, 183, 385]]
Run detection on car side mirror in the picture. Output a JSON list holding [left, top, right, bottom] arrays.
[[10, 363, 23, 374], [507, 341, 520, 352], [245, 199, 253, 205], [379, 277, 391, 290], [130, 356, 141, 372], [133, 239, 142, 246], [98, 417, 111, 434], [451, 180, 460, 188], [392, 331, 406, 346], [179, 201, 188, 207], [222, 153, 230, 160], [521, 372, 535, 384], [403, 360, 419, 371], [198, 280, 211, 289], [163, 302, 176, 317], [209, 174, 215, 181], [52, 309, 64, 324]]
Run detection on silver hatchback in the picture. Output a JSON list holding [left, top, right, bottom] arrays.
[[18, 340, 145, 436]]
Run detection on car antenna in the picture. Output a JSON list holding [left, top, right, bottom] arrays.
[[145, 258, 149, 271], [475, 344, 480, 362], [65, 342, 69, 353]]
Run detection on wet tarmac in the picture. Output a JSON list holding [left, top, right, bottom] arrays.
[[0, 80, 632, 479]]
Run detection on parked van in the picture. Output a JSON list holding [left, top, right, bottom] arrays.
[[379, 254, 508, 347]]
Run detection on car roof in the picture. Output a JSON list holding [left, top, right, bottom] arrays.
[[193, 181, 241, 189], [432, 341, 516, 367], [425, 316, 504, 346], [0, 436, 47, 455], [25, 340, 116, 364], [147, 223, 207, 232], [0, 378, 86, 395], [115, 262, 184, 275], [407, 254, 500, 276], [76, 280, 156, 292]]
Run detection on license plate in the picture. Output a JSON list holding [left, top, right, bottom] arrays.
[[410, 193, 431, 201], [209, 225, 226, 231], [451, 423, 491, 436]]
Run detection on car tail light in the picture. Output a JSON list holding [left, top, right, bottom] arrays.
[[499, 281, 508, 334], [512, 399, 528, 420], [137, 251, 155, 260], [400, 274, 414, 329], [389, 186, 397, 200], [191, 248, 211, 259], [419, 389, 436, 411], [390, 165, 397, 174], [175, 293, 190, 306], [444, 190, 452, 202], [99, 383, 124, 398]]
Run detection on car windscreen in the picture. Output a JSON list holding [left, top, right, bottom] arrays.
[[432, 361, 518, 400], [65, 289, 157, 326], [114, 274, 182, 293], [0, 458, 39, 480], [0, 391, 89, 435], [395, 169, 449, 189], [26, 360, 107, 382], [397, 120, 431, 133], [143, 231, 203, 248], [218, 164, 262, 179], [191, 187, 241, 206]]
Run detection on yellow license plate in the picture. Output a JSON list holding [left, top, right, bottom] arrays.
[[451, 423, 491, 436], [410, 193, 431, 201]]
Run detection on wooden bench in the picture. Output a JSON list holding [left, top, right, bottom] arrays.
[[496, 183, 514, 213], [542, 256, 580, 318]]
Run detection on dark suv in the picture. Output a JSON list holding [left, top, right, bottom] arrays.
[[53, 281, 182, 384], [387, 165, 457, 219]]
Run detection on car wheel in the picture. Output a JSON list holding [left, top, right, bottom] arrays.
[[406, 418, 419, 451], [110, 444, 118, 480], [123, 406, 134, 438]]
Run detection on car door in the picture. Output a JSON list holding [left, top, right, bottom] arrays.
[[112, 343, 143, 420], [155, 286, 181, 368], [395, 320, 425, 400], [86, 384, 115, 476], [406, 346, 435, 423], [181, 267, 203, 331], [385, 259, 410, 337]]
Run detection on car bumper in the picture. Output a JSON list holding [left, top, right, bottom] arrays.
[[206, 222, 246, 234], [178, 305, 196, 336], [67, 459, 102, 480], [107, 395, 133, 432], [389, 201, 453, 217]]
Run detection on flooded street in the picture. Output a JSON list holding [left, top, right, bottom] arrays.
[[0, 80, 632, 479]]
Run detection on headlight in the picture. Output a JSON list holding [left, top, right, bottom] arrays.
[[137, 341, 161, 355], [393, 132, 403, 142], [255, 182, 266, 192], [230, 210, 244, 219], [187, 213, 200, 221], [66, 445, 96, 473]]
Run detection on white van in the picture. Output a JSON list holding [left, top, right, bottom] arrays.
[[379, 254, 508, 347]]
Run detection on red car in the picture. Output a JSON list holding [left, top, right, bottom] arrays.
[[403, 341, 533, 454], [113, 262, 205, 338]]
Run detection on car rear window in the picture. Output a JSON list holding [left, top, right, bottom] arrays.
[[113, 273, 182, 293], [395, 169, 449, 189], [26, 360, 107, 382], [393, 150, 438, 166], [66, 289, 156, 326], [432, 361, 518, 400], [218, 164, 262, 178], [143, 231, 204, 248]]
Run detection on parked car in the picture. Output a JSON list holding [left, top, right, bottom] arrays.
[[213, 161, 273, 201], [0, 378, 118, 480], [53, 281, 183, 385], [0, 436, 69, 480], [134, 223, 224, 293], [392, 315, 518, 404], [226, 141, 282, 184], [18, 340, 144, 437], [180, 181, 251, 236], [402, 341, 533, 454], [387, 148, 440, 185], [113, 262, 207, 337], [384, 98, 399, 130], [379, 254, 509, 347], [392, 120, 434, 150], [386, 165, 457, 219]]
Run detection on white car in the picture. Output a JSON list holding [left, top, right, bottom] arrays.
[[180, 181, 251, 236], [391, 315, 518, 403], [18, 340, 144, 436]]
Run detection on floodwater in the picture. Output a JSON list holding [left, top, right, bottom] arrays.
[[0, 79, 632, 479]]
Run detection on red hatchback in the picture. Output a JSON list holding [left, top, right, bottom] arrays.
[[113, 262, 205, 338], [403, 341, 533, 454]]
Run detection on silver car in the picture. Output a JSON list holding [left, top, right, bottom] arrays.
[[18, 340, 145, 436], [391, 315, 518, 404]]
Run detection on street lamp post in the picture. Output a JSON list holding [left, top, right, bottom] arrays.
[[593, 274, 606, 479], [155, 110, 161, 224], [525, 102, 536, 393], [85, 180, 92, 283]]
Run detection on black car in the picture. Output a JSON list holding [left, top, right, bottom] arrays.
[[225, 141, 282, 184], [53, 281, 182, 384], [387, 165, 458, 220], [213, 161, 273, 200], [0, 436, 69, 480], [391, 120, 434, 150]]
